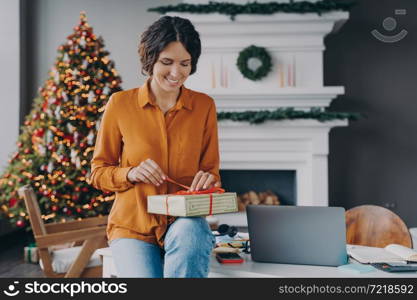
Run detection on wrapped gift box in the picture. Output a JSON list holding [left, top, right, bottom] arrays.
[[24, 244, 39, 264], [147, 192, 238, 217]]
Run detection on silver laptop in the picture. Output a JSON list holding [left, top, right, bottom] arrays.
[[247, 205, 348, 267]]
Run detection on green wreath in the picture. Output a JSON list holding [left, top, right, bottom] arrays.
[[236, 45, 272, 81]]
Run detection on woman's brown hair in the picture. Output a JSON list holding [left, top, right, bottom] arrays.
[[139, 16, 201, 76]]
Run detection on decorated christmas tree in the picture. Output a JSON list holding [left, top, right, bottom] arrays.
[[0, 12, 122, 229]]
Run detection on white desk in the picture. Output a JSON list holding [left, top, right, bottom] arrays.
[[97, 247, 417, 278], [209, 253, 417, 278]]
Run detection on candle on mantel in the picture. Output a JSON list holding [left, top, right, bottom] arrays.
[[220, 57, 224, 88], [292, 54, 296, 87], [224, 65, 228, 88], [279, 64, 285, 88], [211, 61, 216, 89]]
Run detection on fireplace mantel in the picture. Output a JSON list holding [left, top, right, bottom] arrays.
[[199, 87, 344, 110]]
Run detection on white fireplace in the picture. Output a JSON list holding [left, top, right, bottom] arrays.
[[169, 2, 350, 224], [218, 118, 347, 207]]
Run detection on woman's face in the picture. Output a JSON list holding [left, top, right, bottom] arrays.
[[151, 41, 192, 93]]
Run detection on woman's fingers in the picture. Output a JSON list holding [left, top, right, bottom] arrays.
[[146, 159, 166, 181], [200, 173, 214, 190], [128, 167, 149, 184], [214, 181, 222, 188], [195, 172, 209, 191], [190, 171, 216, 191], [138, 164, 160, 186], [129, 159, 166, 186], [135, 170, 150, 184], [190, 171, 203, 191]]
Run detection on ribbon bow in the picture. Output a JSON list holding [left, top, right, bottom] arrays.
[[164, 177, 225, 215]]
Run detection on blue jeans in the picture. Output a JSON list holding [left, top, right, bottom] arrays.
[[109, 217, 216, 278]]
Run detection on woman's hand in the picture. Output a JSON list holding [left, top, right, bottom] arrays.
[[189, 170, 221, 192], [127, 159, 166, 186]]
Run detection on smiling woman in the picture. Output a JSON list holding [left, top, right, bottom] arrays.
[[90, 16, 221, 278]]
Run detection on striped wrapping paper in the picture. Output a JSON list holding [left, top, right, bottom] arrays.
[[147, 192, 238, 217]]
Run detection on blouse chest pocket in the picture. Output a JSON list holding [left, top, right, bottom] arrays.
[[122, 134, 161, 167], [175, 133, 203, 178]]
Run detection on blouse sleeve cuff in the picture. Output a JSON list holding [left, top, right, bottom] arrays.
[[117, 166, 135, 189]]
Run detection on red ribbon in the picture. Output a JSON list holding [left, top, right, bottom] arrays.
[[174, 186, 225, 195], [164, 177, 225, 216]]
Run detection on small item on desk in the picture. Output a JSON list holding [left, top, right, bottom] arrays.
[[213, 228, 251, 254], [371, 263, 417, 273], [217, 241, 247, 248], [347, 244, 417, 264], [216, 252, 244, 264], [213, 246, 241, 254], [337, 263, 376, 274]]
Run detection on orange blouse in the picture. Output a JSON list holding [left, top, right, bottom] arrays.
[[90, 80, 220, 247]]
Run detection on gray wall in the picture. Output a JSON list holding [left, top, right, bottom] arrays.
[[0, 0, 20, 171], [23, 0, 417, 227], [326, 0, 417, 227]]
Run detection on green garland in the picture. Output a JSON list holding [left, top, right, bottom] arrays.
[[237, 45, 272, 81], [217, 108, 361, 124], [148, 1, 355, 20]]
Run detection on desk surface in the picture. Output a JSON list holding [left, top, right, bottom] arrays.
[[209, 253, 417, 278], [97, 247, 417, 278]]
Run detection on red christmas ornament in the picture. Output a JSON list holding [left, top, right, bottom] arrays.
[[81, 170, 87, 175], [64, 135, 74, 144], [82, 187, 89, 192], [65, 179, 74, 185], [76, 207, 82, 213], [79, 142, 86, 148], [51, 205, 58, 212], [16, 220, 25, 227], [75, 187, 81, 192], [34, 128, 45, 137], [24, 148, 30, 154], [72, 194, 79, 201], [41, 101, 47, 112], [95, 89, 102, 95], [8, 198, 18, 207]]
